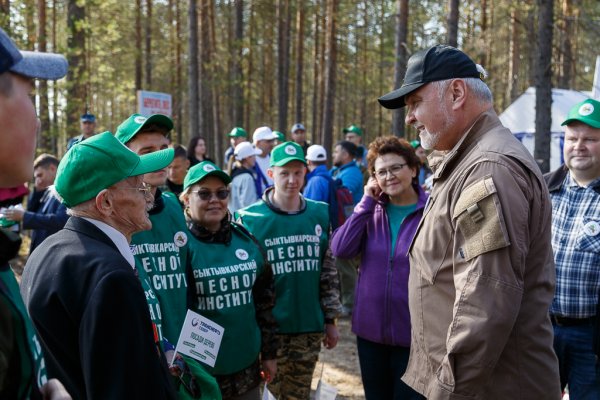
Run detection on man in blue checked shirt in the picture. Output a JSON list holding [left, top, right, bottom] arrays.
[[545, 98, 600, 399]]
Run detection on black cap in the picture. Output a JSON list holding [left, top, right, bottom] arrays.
[[378, 45, 482, 109]]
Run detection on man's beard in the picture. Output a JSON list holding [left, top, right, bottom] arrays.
[[417, 102, 454, 151]]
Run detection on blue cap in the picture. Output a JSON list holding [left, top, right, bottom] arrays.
[[80, 113, 96, 123], [0, 27, 67, 80]]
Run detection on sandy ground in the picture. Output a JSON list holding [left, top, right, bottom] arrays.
[[311, 316, 365, 399]]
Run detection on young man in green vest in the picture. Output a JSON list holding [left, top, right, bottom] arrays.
[[115, 114, 220, 399], [236, 141, 342, 399]]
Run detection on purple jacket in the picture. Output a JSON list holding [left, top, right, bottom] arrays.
[[331, 185, 427, 347]]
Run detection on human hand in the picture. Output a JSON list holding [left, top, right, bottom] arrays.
[[3, 207, 24, 222], [364, 177, 382, 199], [261, 359, 277, 383], [40, 379, 71, 400], [323, 324, 339, 349]]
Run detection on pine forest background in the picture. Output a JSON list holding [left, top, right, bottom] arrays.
[[1, 0, 598, 169]]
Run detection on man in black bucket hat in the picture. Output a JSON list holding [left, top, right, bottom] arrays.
[[379, 45, 561, 399]]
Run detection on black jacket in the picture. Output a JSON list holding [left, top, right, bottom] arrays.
[[20, 217, 176, 400]]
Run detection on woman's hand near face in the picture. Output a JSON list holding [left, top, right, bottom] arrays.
[[365, 176, 382, 199]]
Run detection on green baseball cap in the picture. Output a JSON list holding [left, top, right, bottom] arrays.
[[343, 124, 363, 136], [227, 127, 248, 138], [115, 113, 174, 144], [55, 132, 175, 207], [562, 99, 600, 129], [270, 141, 306, 167], [184, 161, 232, 190], [273, 130, 285, 142]]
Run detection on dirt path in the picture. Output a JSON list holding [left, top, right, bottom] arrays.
[[311, 316, 365, 399]]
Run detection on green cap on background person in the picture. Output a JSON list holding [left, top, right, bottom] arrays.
[[55, 132, 174, 207], [115, 113, 173, 144], [184, 161, 232, 190], [561, 99, 600, 129], [342, 124, 363, 136], [227, 127, 248, 138], [270, 142, 306, 167], [274, 130, 286, 142]]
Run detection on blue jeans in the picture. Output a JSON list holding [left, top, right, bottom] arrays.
[[356, 336, 424, 400], [553, 322, 600, 400]]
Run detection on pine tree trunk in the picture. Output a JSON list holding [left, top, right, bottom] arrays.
[[558, 0, 575, 89], [66, 0, 87, 138], [188, 0, 199, 139], [321, 0, 338, 153], [37, 0, 51, 152], [447, 0, 459, 47], [277, 0, 291, 133], [232, 0, 244, 126], [294, 2, 305, 125], [506, 7, 520, 103], [135, 0, 142, 91], [392, 0, 409, 137], [534, 0, 554, 173], [145, 0, 153, 88], [311, 0, 322, 141]]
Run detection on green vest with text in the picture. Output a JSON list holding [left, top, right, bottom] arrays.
[[187, 225, 265, 375], [131, 192, 189, 344], [237, 199, 329, 333]]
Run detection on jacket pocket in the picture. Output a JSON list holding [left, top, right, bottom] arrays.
[[411, 195, 453, 284], [575, 219, 600, 253], [452, 176, 510, 262]]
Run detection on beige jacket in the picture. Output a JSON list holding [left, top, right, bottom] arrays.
[[404, 110, 560, 399]]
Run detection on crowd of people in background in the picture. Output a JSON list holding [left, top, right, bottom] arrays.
[[2, 25, 600, 400]]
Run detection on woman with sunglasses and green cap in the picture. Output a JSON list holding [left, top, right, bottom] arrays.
[[180, 161, 278, 400]]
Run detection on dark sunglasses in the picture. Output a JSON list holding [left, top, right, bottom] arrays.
[[192, 189, 230, 201]]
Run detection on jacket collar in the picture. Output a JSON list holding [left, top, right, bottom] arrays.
[[545, 165, 600, 194], [428, 108, 501, 180]]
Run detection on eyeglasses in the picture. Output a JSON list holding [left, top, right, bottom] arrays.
[[192, 189, 230, 201], [374, 163, 409, 179], [115, 183, 152, 196]]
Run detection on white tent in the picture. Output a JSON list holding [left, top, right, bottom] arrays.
[[499, 87, 590, 171]]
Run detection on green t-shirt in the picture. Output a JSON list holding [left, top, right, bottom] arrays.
[[236, 198, 330, 334], [187, 224, 265, 375], [385, 202, 417, 256], [131, 192, 189, 344], [0, 264, 47, 399]]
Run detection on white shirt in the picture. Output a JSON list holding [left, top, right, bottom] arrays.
[[82, 217, 135, 269]]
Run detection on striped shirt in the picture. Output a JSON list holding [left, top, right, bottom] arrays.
[[550, 173, 600, 318]]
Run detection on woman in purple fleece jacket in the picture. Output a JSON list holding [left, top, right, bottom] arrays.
[[331, 136, 427, 400]]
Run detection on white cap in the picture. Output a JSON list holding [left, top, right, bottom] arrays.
[[234, 141, 262, 161], [306, 144, 327, 162], [252, 126, 278, 144], [291, 123, 306, 133]]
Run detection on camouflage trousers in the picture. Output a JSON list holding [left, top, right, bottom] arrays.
[[268, 332, 322, 400]]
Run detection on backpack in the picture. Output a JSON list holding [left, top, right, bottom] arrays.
[[328, 178, 354, 230]]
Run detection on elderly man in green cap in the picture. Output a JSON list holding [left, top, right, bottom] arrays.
[[20, 132, 177, 400], [236, 141, 342, 400], [544, 98, 600, 398]]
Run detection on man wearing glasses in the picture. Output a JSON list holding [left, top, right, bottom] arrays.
[[21, 132, 177, 399]]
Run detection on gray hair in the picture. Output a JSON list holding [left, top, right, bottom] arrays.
[[433, 75, 493, 105]]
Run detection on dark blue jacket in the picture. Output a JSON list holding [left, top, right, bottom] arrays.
[[22, 192, 68, 253], [304, 165, 331, 203]]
